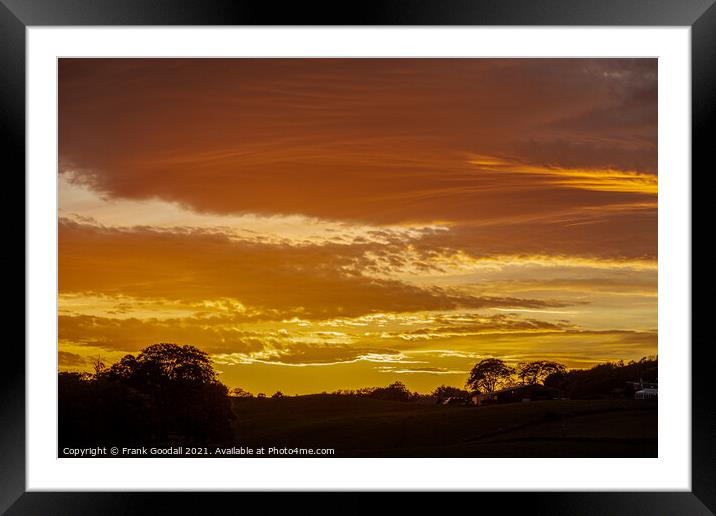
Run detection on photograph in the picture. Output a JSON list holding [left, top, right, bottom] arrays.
[[57, 57, 658, 459]]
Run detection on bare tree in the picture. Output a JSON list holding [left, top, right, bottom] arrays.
[[91, 354, 106, 378]]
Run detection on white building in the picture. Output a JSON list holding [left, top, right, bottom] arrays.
[[635, 387, 657, 400]]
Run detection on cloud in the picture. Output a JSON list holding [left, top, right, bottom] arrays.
[[407, 209, 657, 261], [56, 58, 658, 390], [467, 154, 656, 195], [463, 276, 657, 297], [213, 343, 409, 367], [58, 314, 273, 354], [392, 314, 572, 341], [512, 139, 656, 175], [375, 366, 468, 375], [58, 350, 88, 367], [401, 329, 659, 362], [59, 58, 657, 228], [59, 220, 570, 320]]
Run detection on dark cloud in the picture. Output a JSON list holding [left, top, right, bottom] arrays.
[[511, 139, 656, 175], [58, 314, 271, 354], [402, 314, 571, 338], [59, 58, 657, 227], [466, 276, 657, 296]]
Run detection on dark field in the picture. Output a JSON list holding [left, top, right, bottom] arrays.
[[230, 396, 657, 457]]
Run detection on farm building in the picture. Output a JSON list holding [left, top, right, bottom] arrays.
[[635, 387, 658, 400], [628, 379, 658, 400], [436, 392, 481, 406]]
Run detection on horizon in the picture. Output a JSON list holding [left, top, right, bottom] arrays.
[[64, 348, 659, 396], [58, 58, 658, 395]]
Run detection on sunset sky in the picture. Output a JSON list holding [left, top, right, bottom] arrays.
[[58, 58, 657, 394]]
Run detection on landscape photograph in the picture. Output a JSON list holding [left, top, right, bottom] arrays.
[[57, 58, 658, 458]]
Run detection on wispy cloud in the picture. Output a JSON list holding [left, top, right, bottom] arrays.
[[469, 154, 657, 194]]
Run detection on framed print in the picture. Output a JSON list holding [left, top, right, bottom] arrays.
[[5, 0, 712, 513]]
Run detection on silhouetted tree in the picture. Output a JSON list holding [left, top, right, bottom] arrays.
[[230, 387, 254, 398], [369, 381, 415, 401], [516, 361, 566, 385], [91, 355, 106, 377], [431, 385, 470, 399], [466, 358, 514, 394], [271, 391, 284, 398], [130, 343, 217, 384], [59, 343, 234, 450], [544, 357, 657, 399]]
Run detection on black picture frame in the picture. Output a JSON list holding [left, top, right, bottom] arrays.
[[3, 1, 710, 513]]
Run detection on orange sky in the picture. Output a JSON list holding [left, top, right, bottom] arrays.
[[58, 58, 657, 394]]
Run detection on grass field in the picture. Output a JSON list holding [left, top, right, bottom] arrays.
[[230, 396, 657, 457]]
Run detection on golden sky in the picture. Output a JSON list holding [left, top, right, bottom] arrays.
[[58, 58, 657, 394]]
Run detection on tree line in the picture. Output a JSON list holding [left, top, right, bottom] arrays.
[[59, 343, 658, 448], [462, 356, 657, 398], [229, 357, 657, 401], [227, 360, 570, 401]]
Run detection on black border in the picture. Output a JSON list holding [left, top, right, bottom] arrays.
[[4, 1, 711, 513]]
